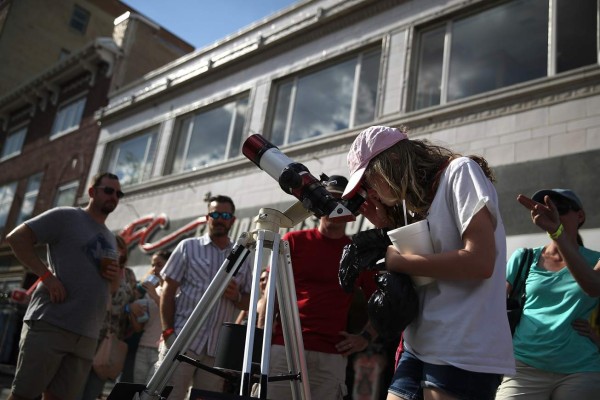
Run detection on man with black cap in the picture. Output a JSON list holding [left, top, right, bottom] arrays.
[[266, 175, 378, 400]]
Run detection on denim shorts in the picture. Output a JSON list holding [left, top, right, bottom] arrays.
[[388, 351, 503, 400]]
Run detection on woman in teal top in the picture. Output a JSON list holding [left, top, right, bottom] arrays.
[[496, 188, 600, 400]]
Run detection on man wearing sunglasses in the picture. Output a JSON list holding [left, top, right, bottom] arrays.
[[6, 172, 122, 400], [158, 195, 252, 399]]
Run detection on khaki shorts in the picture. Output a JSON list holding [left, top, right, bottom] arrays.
[[496, 360, 600, 400], [265, 344, 348, 400], [12, 320, 97, 400]]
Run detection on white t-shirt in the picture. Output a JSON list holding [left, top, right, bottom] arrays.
[[403, 157, 515, 375]]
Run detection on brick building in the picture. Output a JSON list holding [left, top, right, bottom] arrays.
[[0, 3, 193, 372]]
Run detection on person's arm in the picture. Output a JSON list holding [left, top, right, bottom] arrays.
[[142, 281, 160, 304], [7, 224, 67, 303], [223, 279, 250, 310], [256, 295, 267, 329], [235, 310, 248, 325], [518, 194, 600, 296], [384, 206, 496, 280], [160, 277, 180, 345], [128, 302, 146, 333], [336, 321, 377, 356]]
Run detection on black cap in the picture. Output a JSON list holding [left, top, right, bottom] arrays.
[[325, 175, 348, 194]]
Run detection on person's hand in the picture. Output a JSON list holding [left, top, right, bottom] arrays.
[[129, 301, 146, 318], [360, 196, 393, 228], [142, 281, 158, 298], [517, 194, 561, 233], [339, 229, 391, 292], [335, 331, 369, 356], [43, 275, 67, 303], [223, 280, 242, 303], [100, 260, 119, 282], [572, 319, 600, 348]]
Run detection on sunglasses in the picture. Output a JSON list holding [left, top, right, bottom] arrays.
[[208, 211, 233, 220], [555, 202, 580, 216], [96, 186, 125, 199]]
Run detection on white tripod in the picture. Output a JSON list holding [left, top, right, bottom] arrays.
[[109, 203, 314, 400]]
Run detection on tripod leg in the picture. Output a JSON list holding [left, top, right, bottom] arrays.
[[139, 234, 252, 399], [239, 230, 271, 396], [275, 241, 311, 400], [247, 230, 282, 399]]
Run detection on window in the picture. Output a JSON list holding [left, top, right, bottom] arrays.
[[411, 0, 598, 110], [268, 47, 381, 146], [1, 126, 26, 160], [16, 172, 43, 225], [0, 181, 17, 233], [70, 5, 90, 34], [104, 130, 158, 185], [169, 96, 248, 173], [53, 181, 79, 207], [51, 96, 86, 138]]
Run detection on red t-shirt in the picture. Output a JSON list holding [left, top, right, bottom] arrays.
[[272, 228, 377, 353]]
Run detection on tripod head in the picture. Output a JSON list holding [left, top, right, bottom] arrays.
[[243, 134, 366, 222]]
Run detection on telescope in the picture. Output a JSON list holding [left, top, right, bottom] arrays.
[[242, 134, 366, 222]]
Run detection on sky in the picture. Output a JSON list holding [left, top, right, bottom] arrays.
[[122, 0, 301, 49]]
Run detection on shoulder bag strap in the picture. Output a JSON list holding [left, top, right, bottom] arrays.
[[519, 248, 533, 302], [508, 249, 529, 299]]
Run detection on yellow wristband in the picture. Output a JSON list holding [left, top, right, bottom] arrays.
[[548, 223, 564, 240]]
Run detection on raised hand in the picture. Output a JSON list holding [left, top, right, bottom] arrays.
[[517, 194, 561, 233]]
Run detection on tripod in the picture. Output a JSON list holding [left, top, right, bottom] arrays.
[[109, 204, 313, 400]]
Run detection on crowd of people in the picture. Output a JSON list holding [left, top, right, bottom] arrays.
[[4, 124, 599, 400]]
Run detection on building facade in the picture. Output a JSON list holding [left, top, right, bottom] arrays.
[[0, 0, 131, 93], [91, 0, 600, 271], [0, 6, 193, 371]]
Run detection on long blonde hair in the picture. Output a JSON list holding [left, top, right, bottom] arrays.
[[365, 133, 495, 225]]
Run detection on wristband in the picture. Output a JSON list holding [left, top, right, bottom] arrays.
[[40, 270, 52, 282], [548, 223, 564, 240], [360, 330, 372, 343], [162, 328, 175, 338]]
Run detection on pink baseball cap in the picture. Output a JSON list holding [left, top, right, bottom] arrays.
[[342, 126, 408, 198]]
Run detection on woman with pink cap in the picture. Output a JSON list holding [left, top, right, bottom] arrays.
[[342, 126, 515, 400]]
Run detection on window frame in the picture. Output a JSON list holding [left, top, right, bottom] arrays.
[[53, 180, 80, 207], [50, 95, 87, 140], [167, 94, 250, 175], [266, 46, 382, 146], [103, 128, 159, 186], [0, 181, 18, 234], [1, 124, 27, 161], [69, 4, 90, 34], [408, 0, 599, 111], [16, 172, 43, 226]]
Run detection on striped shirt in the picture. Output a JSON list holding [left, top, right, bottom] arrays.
[[161, 234, 252, 356]]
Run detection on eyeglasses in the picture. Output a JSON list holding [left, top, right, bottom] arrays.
[[96, 186, 125, 199], [208, 211, 233, 220]]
